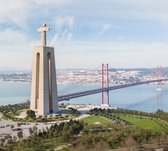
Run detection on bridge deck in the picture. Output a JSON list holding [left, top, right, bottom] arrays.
[[57, 79, 168, 101]]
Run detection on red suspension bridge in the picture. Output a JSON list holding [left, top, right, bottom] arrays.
[[58, 64, 168, 106]]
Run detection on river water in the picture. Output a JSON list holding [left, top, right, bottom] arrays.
[[0, 82, 168, 112]]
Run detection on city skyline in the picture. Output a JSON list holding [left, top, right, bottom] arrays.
[[1, 0, 168, 70]]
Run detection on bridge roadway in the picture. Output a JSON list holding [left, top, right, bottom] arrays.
[[57, 79, 168, 101]]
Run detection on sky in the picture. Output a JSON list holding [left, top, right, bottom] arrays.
[[1, 0, 168, 70]]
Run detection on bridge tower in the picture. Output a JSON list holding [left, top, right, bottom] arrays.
[[30, 24, 58, 115], [102, 63, 109, 107], [156, 66, 163, 91]]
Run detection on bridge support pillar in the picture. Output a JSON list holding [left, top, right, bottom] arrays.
[[156, 66, 163, 91], [102, 63, 109, 106]]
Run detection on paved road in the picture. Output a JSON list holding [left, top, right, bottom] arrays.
[[0, 113, 90, 140]]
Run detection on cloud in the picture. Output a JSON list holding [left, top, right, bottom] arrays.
[[102, 24, 111, 31], [54, 40, 168, 69], [0, 0, 73, 28], [0, 50, 32, 70], [1, 0, 167, 31], [66, 33, 73, 41], [1, 0, 168, 69], [98, 24, 111, 37], [0, 39, 167, 70], [0, 0, 36, 28], [58, 0, 168, 22], [54, 16, 75, 31], [55, 41, 168, 54], [1, 0, 168, 29], [0, 28, 28, 45], [50, 16, 75, 43], [35, 0, 73, 5]]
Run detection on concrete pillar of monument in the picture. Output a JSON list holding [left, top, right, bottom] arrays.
[[30, 24, 58, 115]]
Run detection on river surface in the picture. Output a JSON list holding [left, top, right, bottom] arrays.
[[0, 82, 168, 112]]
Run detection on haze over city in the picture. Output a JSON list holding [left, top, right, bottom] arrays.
[[1, 0, 168, 70]]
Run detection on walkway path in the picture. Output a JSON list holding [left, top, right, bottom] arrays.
[[0, 113, 90, 140]]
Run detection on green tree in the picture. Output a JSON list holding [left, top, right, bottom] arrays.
[[13, 136, 17, 142], [10, 124, 14, 129], [17, 130, 23, 140], [33, 125, 38, 136], [26, 110, 36, 119], [29, 127, 34, 136]]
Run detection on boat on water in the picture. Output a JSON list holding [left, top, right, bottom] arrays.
[[156, 87, 162, 91]]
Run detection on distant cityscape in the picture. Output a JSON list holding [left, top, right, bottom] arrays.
[[0, 68, 168, 85]]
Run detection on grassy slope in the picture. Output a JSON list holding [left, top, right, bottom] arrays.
[[120, 115, 167, 133], [82, 115, 112, 125]]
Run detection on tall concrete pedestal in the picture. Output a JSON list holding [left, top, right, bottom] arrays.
[[30, 24, 58, 115]]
